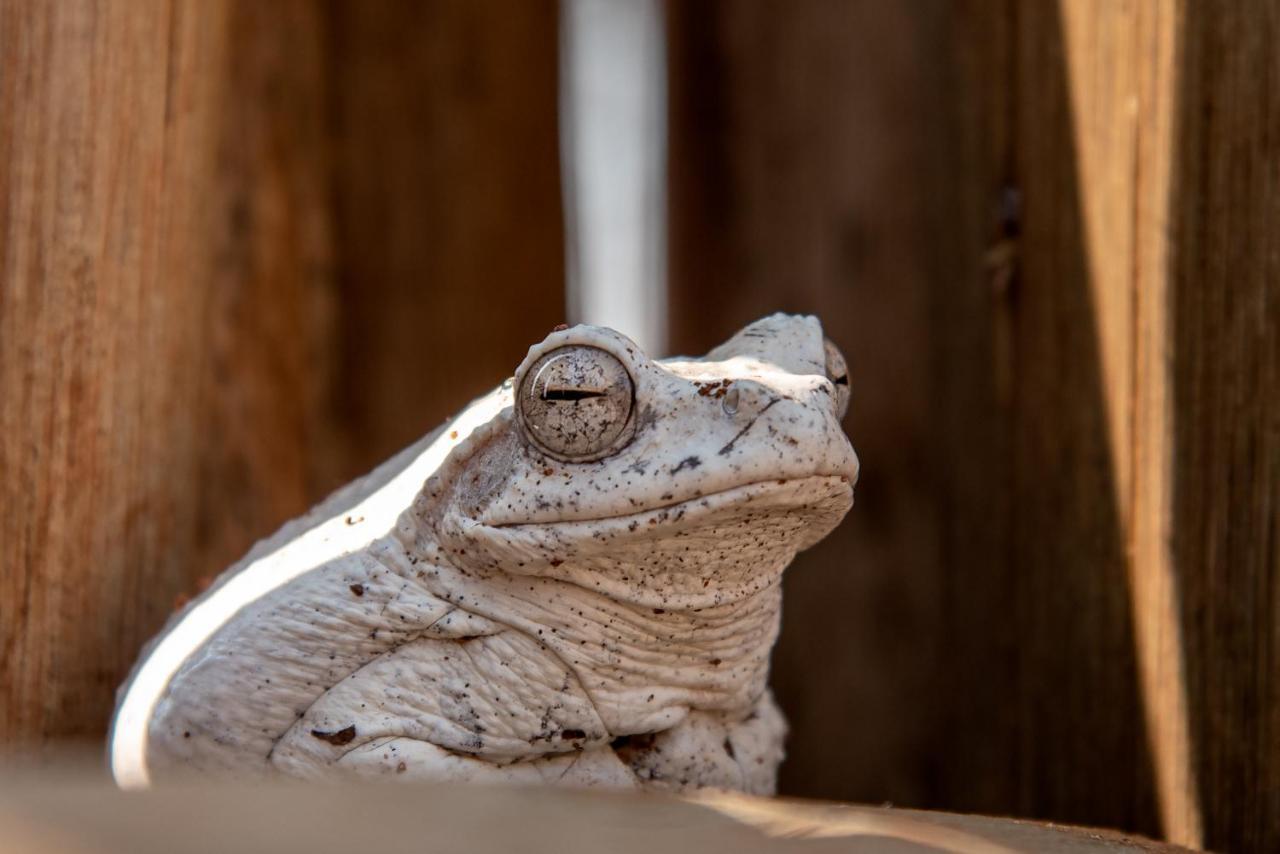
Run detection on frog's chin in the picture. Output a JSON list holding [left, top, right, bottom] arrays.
[[438, 475, 853, 608]]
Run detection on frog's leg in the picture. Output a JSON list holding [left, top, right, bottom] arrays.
[[612, 689, 787, 795], [269, 629, 624, 783], [336, 737, 638, 788]]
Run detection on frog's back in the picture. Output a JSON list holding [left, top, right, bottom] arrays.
[[111, 390, 509, 786]]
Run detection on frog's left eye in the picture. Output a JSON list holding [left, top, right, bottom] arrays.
[[823, 337, 850, 420], [516, 345, 635, 461]]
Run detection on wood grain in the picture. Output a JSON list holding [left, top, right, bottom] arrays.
[[1167, 4, 1280, 851], [930, 3, 1280, 849], [667, 0, 950, 809], [0, 765, 1196, 854], [0, 0, 335, 747], [0, 0, 564, 751], [670, 0, 1278, 849], [932, 0, 1163, 837], [326, 0, 565, 479], [2, 1, 1275, 849]]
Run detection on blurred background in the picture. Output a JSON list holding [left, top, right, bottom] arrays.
[[1, 2, 1277, 852]]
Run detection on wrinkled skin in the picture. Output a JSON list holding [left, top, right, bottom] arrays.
[[111, 314, 859, 794]]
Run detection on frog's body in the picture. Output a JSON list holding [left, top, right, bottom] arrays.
[[110, 314, 858, 794]]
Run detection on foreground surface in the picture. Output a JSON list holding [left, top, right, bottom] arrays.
[[0, 768, 1192, 854]]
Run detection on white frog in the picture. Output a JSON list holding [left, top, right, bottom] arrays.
[[110, 313, 858, 794]]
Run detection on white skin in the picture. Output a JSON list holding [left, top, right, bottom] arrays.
[[110, 313, 859, 794]]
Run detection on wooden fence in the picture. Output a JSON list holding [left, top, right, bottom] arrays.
[[1, 2, 1275, 851]]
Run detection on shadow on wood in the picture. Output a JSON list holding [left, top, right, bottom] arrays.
[[667, 0, 1164, 839]]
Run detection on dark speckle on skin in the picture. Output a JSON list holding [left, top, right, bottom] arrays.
[[718, 399, 781, 456], [311, 725, 357, 746], [671, 455, 701, 475]]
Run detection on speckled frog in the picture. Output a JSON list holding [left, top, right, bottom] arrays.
[[111, 313, 859, 794]]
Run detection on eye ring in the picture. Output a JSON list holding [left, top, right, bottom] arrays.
[[515, 345, 636, 461]]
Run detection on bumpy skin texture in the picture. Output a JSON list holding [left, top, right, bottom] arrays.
[[110, 314, 859, 794]]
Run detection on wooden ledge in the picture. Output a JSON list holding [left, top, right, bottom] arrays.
[[0, 769, 1194, 854]]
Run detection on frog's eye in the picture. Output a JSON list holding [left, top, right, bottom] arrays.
[[516, 345, 635, 461], [823, 337, 850, 420]]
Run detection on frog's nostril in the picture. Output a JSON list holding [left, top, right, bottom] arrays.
[[718, 380, 782, 419], [721, 386, 741, 415]]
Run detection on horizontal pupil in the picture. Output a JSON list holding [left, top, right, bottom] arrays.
[[541, 388, 607, 402]]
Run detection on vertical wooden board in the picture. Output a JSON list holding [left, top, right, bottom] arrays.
[[0, 0, 226, 746], [914, 0, 1020, 817], [1127, 1, 1199, 847], [195, 0, 339, 581], [1005, 2, 1156, 833], [327, 0, 565, 477], [667, 0, 950, 807], [928, 0, 1162, 837], [669, 0, 1175, 837], [1168, 3, 1280, 850], [0, 0, 335, 747]]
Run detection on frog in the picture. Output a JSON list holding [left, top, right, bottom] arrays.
[[110, 313, 859, 795]]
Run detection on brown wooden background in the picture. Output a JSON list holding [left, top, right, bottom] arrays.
[[1, 2, 1276, 852]]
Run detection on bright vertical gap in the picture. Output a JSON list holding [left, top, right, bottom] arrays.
[[1128, 2, 1203, 846], [559, 0, 668, 357], [1057, 1, 1202, 845]]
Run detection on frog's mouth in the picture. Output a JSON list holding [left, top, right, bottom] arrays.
[[441, 475, 854, 609], [496, 473, 853, 533]]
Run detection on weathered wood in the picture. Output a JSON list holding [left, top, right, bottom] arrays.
[[667, 0, 951, 809], [0, 0, 334, 746], [671, 0, 1279, 849], [1166, 4, 1280, 851], [932, 3, 1280, 849], [2, 1, 1274, 849], [0, 0, 565, 752], [196, 0, 340, 578], [0, 0, 335, 747], [326, 0, 565, 479], [0, 766, 1194, 854], [930, 0, 1165, 839]]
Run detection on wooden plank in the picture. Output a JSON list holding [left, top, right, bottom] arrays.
[[1166, 4, 1280, 851], [667, 0, 953, 809], [1127, 1, 1200, 848], [0, 0, 335, 746], [901, 0, 1190, 842], [937, 2, 1280, 849], [194, 0, 340, 579], [670, 0, 1280, 846], [0, 768, 1196, 853], [902, 2, 1168, 836], [326, 0, 565, 479], [0, 0, 564, 751], [971, 0, 1161, 836]]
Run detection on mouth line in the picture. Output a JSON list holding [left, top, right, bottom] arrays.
[[488, 474, 853, 531]]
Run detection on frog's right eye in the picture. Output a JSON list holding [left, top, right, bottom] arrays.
[[516, 345, 635, 461]]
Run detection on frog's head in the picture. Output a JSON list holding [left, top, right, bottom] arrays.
[[419, 313, 858, 610]]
